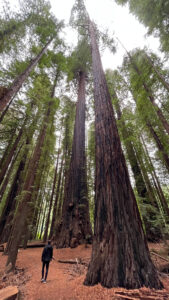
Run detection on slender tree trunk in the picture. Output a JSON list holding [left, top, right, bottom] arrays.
[[128, 86, 169, 173], [145, 53, 169, 93], [29, 159, 49, 240], [114, 95, 147, 198], [0, 132, 16, 170], [49, 156, 64, 240], [0, 149, 27, 243], [141, 136, 169, 217], [0, 126, 24, 185], [6, 100, 54, 270], [84, 20, 162, 289], [0, 38, 52, 112], [39, 198, 48, 240], [0, 143, 22, 203], [57, 170, 65, 219], [56, 71, 92, 248], [35, 178, 49, 240], [43, 149, 60, 242], [128, 54, 169, 136], [146, 122, 169, 172]]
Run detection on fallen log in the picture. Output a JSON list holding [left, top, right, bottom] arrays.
[[20, 242, 45, 248], [0, 286, 19, 300], [58, 258, 88, 266]]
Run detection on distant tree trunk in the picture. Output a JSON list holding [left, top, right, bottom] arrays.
[[84, 20, 162, 289], [129, 54, 169, 136], [137, 155, 158, 206], [141, 136, 169, 217], [145, 53, 169, 93], [114, 95, 147, 198], [0, 38, 52, 112], [56, 71, 92, 248], [0, 126, 24, 185], [0, 149, 27, 243], [29, 158, 49, 241], [35, 178, 49, 240], [43, 149, 60, 242], [129, 87, 169, 173], [0, 132, 16, 170], [146, 122, 169, 172], [6, 100, 54, 270], [57, 170, 65, 219], [49, 155, 64, 240], [0, 143, 22, 203]]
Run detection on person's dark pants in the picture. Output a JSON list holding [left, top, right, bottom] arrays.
[[42, 261, 50, 280]]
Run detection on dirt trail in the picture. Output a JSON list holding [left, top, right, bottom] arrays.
[[1, 244, 169, 299]]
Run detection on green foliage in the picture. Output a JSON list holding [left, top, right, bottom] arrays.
[[115, 0, 169, 52], [67, 38, 91, 80]]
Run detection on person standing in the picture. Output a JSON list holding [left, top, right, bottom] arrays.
[[41, 240, 53, 283]]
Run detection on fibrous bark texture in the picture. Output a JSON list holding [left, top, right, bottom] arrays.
[[84, 20, 162, 289], [56, 71, 92, 248]]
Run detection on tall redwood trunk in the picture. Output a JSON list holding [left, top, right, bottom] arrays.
[[0, 38, 52, 112], [84, 20, 162, 289], [56, 71, 92, 248]]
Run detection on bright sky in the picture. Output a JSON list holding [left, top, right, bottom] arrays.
[[1, 0, 161, 69], [49, 0, 161, 69]]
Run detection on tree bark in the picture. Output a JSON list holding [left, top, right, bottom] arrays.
[[56, 71, 92, 248], [0, 38, 52, 112], [84, 20, 162, 289]]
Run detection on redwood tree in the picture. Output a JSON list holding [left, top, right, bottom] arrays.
[[56, 70, 92, 248], [83, 18, 162, 288]]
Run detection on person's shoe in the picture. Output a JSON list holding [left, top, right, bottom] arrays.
[[43, 280, 46, 284], [41, 278, 44, 282]]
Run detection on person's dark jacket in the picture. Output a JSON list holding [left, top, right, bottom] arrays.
[[41, 245, 53, 262]]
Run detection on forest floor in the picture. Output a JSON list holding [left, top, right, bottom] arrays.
[[1, 243, 169, 299]]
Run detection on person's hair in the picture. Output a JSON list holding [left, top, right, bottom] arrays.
[[48, 240, 51, 245]]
